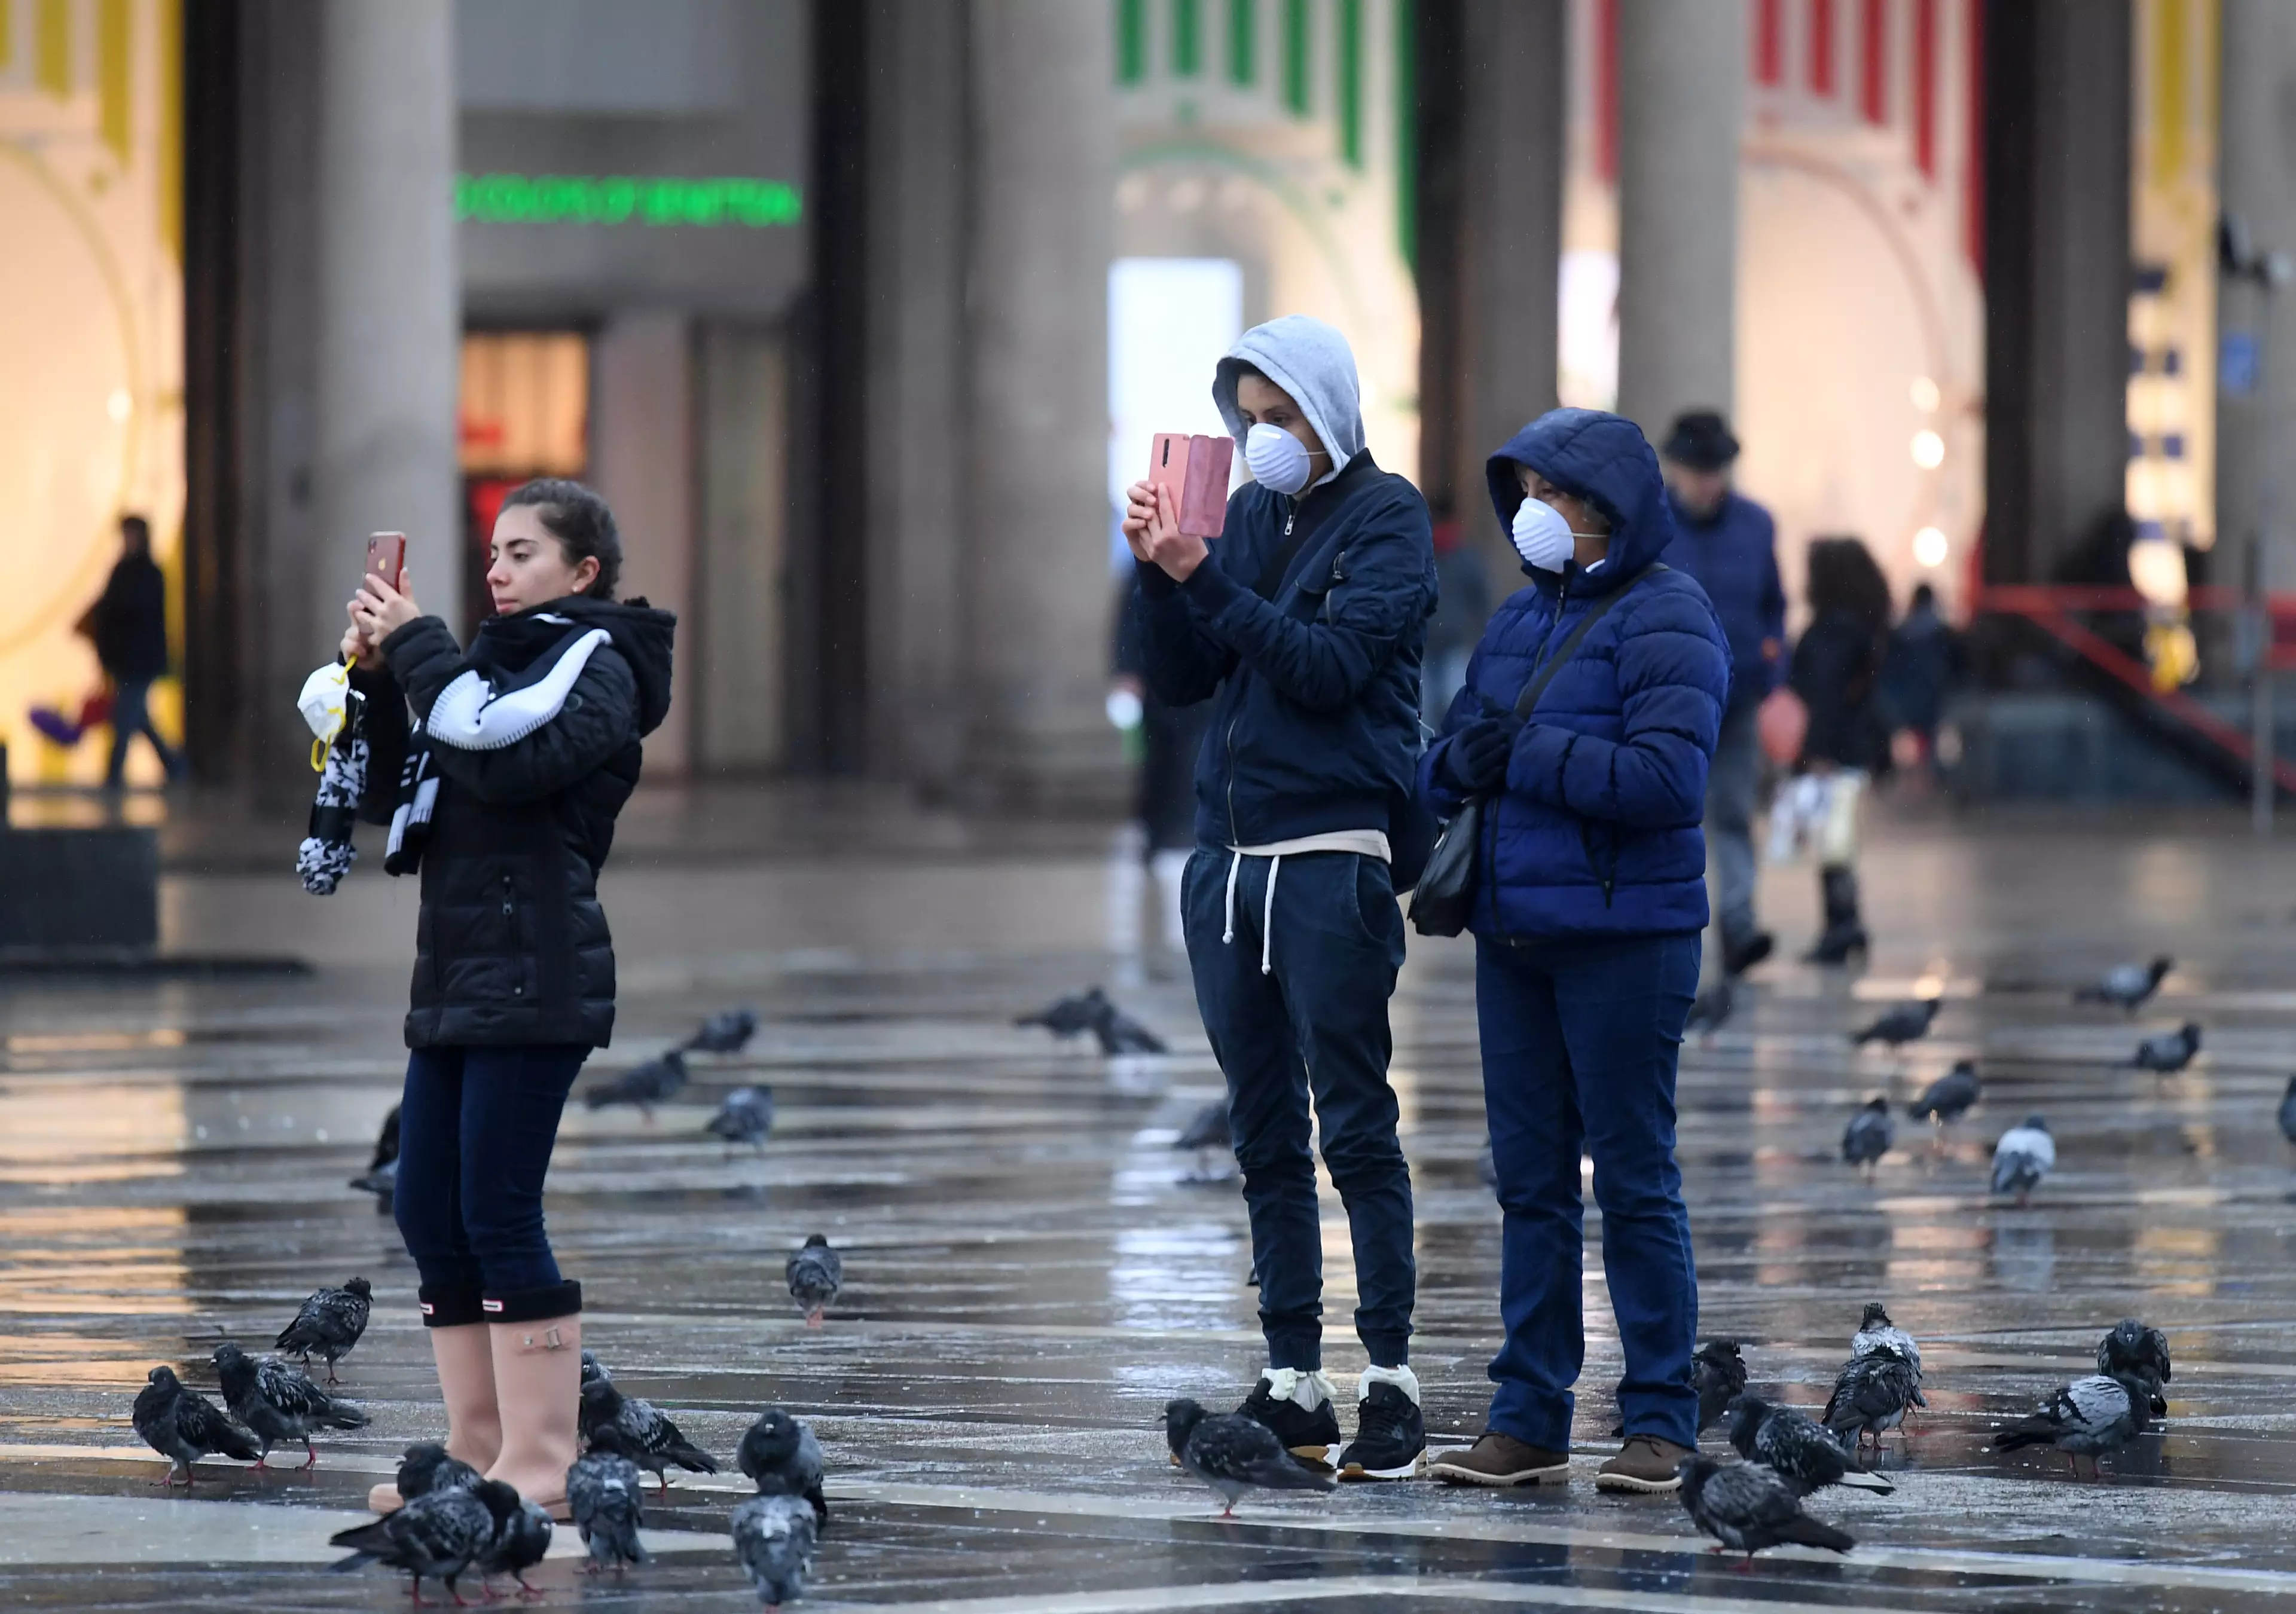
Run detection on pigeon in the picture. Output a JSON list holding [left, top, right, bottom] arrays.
[[1724, 1395, 1894, 1496], [1841, 1098, 1892, 1173], [349, 1105, 399, 1200], [2280, 1077, 2296, 1150], [1676, 1454, 1856, 1559], [1015, 986, 1168, 1055], [1909, 1061, 1982, 1130], [579, 1347, 612, 1388], [1821, 1344, 1923, 1452], [2132, 1022, 2202, 1077], [585, 1047, 689, 1115], [731, 1493, 820, 1611], [2075, 955, 2172, 1013], [274, 1276, 372, 1383], [707, 1086, 777, 1154], [329, 1477, 509, 1603], [1163, 1398, 1336, 1516], [1849, 1303, 1923, 1379], [1851, 997, 1940, 1049], [685, 1007, 760, 1054], [738, 1408, 829, 1524], [1991, 1114, 2056, 1205], [567, 1435, 650, 1573], [1990, 1371, 2154, 1478], [132, 1364, 261, 1486], [395, 1441, 482, 1502], [213, 1341, 370, 1469], [2097, 1319, 2172, 1417], [787, 1234, 844, 1326], [475, 1486, 554, 1598], [578, 1374, 720, 1494], [1692, 1339, 1749, 1435], [1686, 978, 1735, 1038], [1173, 1099, 1232, 1178]]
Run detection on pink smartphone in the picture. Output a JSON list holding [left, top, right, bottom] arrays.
[[1147, 433, 1234, 538], [365, 532, 406, 591]]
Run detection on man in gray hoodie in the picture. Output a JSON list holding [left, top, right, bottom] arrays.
[[1125, 316, 1437, 1479]]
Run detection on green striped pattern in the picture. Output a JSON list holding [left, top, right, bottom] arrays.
[[1173, 0, 1201, 74], [1118, 0, 1147, 83], [1227, 0, 1256, 84], [1282, 0, 1310, 114], [1337, 0, 1362, 166]]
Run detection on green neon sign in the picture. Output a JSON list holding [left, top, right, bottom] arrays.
[[455, 172, 803, 228]]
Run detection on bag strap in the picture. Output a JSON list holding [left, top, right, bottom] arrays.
[[1512, 563, 1668, 718]]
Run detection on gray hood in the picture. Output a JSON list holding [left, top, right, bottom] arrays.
[[1211, 314, 1367, 473]]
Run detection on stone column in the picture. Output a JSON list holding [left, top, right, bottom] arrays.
[[1614, 0, 1742, 442], [2218, 1, 2296, 596], [963, 0, 1123, 811], [313, 0, 460, 646], [1454, 0, 1566, 563]]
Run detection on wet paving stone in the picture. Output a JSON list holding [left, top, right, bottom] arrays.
[[4, 803, 2296, 1607]]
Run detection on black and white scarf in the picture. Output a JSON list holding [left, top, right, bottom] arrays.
[[383, 612, 615, 878], [297, 695, 368, 895]]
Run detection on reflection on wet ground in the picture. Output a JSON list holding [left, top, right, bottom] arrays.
[[5, 800, 2296, 1607]]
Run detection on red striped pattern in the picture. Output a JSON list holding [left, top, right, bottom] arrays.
[[1913, 0, 1937, 173], [1860, 0, 1888, 123], [1756, 0, 1784, 83], [1809, 0, 1834, 95]]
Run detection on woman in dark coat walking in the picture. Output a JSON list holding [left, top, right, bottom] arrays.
[[1787, 536, 1894, 963], [343, 479, 674, 1515], [1418, 409, 1729, 1494]]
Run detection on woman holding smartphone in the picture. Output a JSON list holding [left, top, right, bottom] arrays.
[[343, 480, 674, 1514]]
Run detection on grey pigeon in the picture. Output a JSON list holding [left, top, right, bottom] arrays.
[[685, 1007, 760, 1054], [1686, 979, 1735, 1038], [738, 1408, 829, 1524], [1676, 1454, 1856, 1559], [567, 1435, 650, 1573], [2279, 1077, 2296, 1149], [1822, 1344, 1922, 1451], [787, 1234, 844, 1326], [1851, 998, 1940, 1049], [580, 1347, 612, 1388], [2132, 1022, 2202, 1076], [1724, 1395, 1894, 1496], [578, 1374, 720, 1493], [707, 1086, 776, 1154], [1094, 996, 1168, 1056], [1692, 1339, 1748, 1434], [1841, 1098, 1892, 1173], [1015, 987, 1109, 1039], [585, 1047, 689, 1116], [1991, 1114, 2055, 1205], [1909, 1061, 1981, 1130], [1164, 1398, 1336, 1516], [1849, 1302, 1922, 1378], [1174, 1099, 1233, 1179], [329, 1478, 508, 1603], [349, 1105, 399, 1200], [731, 1493, 819, 1610], [2075, 956, 2172, 1012], [1991, 1371, 2154, 1478], [475, 1485, 554, 1597], [132, 1364, 259, 1485], [394, 1441, 481, 1502], [2097, 1319, 2172, 1417], [274, 1276, 372, 1383], [213, 1341, 369, 1468]]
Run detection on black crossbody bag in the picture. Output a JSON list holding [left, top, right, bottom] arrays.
[[1409, 564, 1666, 937]]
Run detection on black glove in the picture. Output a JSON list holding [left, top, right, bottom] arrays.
[[1443, 715, 1522, 792]]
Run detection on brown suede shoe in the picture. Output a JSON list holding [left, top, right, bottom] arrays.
[[1595, 1433, 1694, 1493], [1427, 1431, 1571, 1487]]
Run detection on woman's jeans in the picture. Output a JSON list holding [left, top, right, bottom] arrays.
[[1476, 932, 1700, 1449], [394, 1044, 588, 1310]]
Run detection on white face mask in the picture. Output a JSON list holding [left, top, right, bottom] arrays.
[[1245, 422, 1315, 496], [1510, 496, 1587, 571]]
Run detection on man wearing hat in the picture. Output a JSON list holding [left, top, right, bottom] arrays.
[[1659, 410, 1784, 978]]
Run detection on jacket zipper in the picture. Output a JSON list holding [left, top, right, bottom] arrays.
[[1492, 570, 1571, 943], [1226, 502, 1299, 846]]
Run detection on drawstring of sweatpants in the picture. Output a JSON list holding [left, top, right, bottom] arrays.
[[1219, 849, 1285, 976]]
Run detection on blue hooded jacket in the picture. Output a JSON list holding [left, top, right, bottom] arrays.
[[1420, 409, 1730, 940]]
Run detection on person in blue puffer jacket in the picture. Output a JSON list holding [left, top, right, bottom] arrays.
[[1419, 408, 1728, 1497]]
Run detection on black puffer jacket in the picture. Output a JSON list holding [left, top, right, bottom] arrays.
[[354, 596, 676, 1049]]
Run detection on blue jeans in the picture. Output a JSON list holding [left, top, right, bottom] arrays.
[[105, 678, 182, 787], [1183, 848, 1415, 1368], [1476, 933, 1700, 1448], [393, 1044, 588, 1304]]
